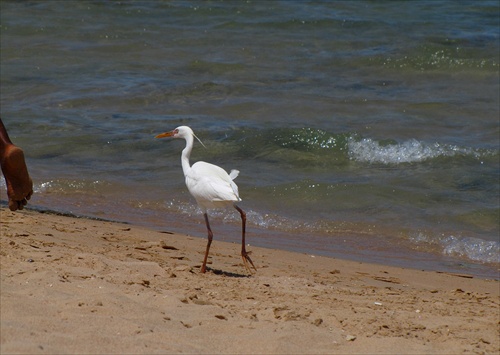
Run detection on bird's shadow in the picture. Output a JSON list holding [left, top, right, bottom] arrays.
[[207, 267, 252, 278]]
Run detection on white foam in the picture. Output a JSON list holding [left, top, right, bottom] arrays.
[[441, 235, 500, 264], [160, 199, 309, 233], [409, 232, 500, 264], [347, 137, 482, 164], [32, 180, 107, 194]]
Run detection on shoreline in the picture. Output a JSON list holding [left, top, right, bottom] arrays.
[[1, 207, 499, 354], [4, 201, 498, 280]]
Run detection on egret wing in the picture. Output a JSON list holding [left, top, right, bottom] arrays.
[[186, 162, 241, 204]]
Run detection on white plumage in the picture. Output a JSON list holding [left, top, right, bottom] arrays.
[[186, 162, 240, 210], [155, 126, 256, 274]]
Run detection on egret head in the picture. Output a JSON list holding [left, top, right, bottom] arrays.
[[155, 126, 206, 148]]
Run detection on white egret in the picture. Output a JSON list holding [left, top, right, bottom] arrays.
[[155, 126, 256, 274]]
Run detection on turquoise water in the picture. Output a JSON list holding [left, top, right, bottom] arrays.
[[1, 1, 499, 278]]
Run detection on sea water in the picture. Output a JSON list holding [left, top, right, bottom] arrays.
[[1, 1, 498, 278]]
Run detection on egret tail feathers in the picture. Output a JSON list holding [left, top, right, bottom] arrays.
[[229, 169, 239, 180]]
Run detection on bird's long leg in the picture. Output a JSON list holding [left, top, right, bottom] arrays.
[[234, 204, 257, 273], [201, 213, 213, 273]]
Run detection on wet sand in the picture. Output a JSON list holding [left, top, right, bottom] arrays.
[[1, 207, 499, 354]]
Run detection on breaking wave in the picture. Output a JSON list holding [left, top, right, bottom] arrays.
[[409, 232, 500, 265], [347, 137, 493, 164], [237, 127, 497, 167]]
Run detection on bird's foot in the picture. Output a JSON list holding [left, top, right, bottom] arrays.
[[241, 250, 257, 274]]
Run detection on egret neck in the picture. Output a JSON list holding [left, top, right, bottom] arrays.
[[180, 133, 194, 177]]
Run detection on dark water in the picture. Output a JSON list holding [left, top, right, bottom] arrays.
[[1, 1, 499, 278]]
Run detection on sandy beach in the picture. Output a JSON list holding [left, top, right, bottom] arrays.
[[1, 207, 498, 354]]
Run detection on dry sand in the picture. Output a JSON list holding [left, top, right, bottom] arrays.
[[1, 207, 499, 354]]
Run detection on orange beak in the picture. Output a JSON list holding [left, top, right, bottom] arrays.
[[155, 131, 175, 139]]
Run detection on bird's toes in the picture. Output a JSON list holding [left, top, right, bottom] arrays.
[[242, 254, 257, 273]]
